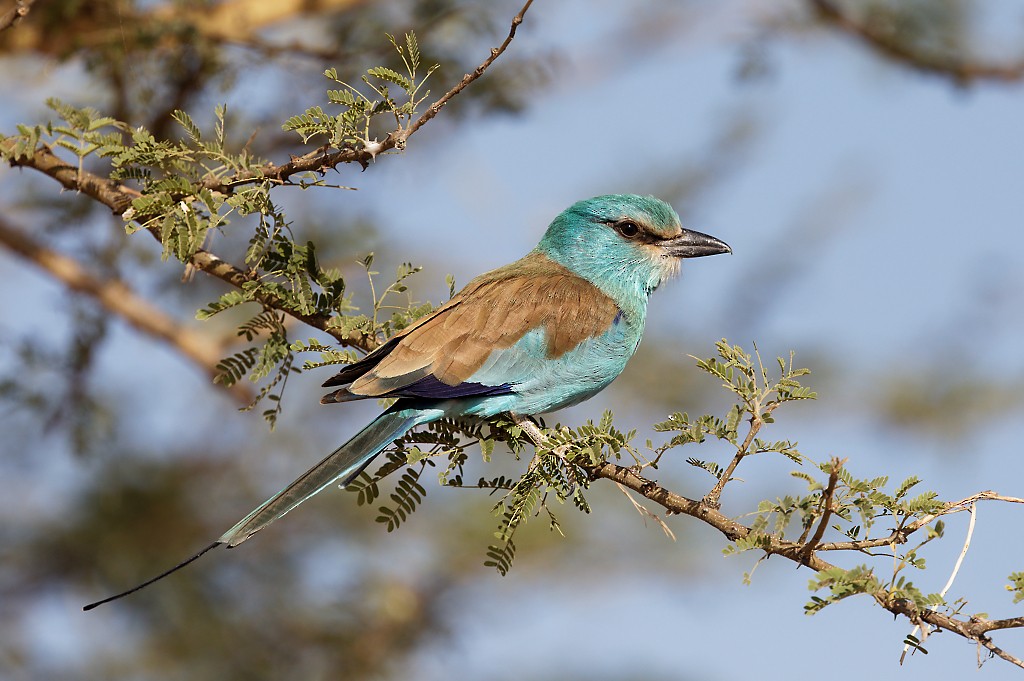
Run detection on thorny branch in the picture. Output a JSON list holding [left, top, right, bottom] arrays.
[[0, 0, 534, 356], [901, 503, 977, 663], [702, 408, 768, 507], [800, 458, 841, 560], [198, 0, 535, 194], [582, 458, 1024, 669], [816, 490, 1024, 553], [808, 0, 1024, 84]]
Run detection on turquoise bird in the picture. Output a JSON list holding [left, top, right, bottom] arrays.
[[85, 194, 730, 609]]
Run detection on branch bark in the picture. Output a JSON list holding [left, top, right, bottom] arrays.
[[1, 0, 366, 53], [583, 459, 1024, 670], [0, 0, 36, 33], [1, 0, 534, 353], [809, 0, 1024, 84], [0, 215, 252, 403]]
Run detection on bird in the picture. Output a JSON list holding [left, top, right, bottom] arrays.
[[84, 194, 730, 610]]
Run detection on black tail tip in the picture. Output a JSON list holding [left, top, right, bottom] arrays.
[[82, 541, 222, 611]]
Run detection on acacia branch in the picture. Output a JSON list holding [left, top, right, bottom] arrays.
[[0, 214, 253, 403], [203, 0, 535, 192], [1, 0, 533, 352], [801, 458, 841, 559], [583, 459, 1024, 669], [817, 490, 1024, 552], [809, 0, 1024, 84], [397, 0, 534, 143], [703, 403, 779, 507], [0, 140, 379, 351]]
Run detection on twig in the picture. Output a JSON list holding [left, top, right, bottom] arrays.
[[614, 482, 676, 541], [808, 0, 1024, 85], [977, 637, 1024, 670], [397, 0, 534, 143], [583, 458, 1024, 668], [703, 403, 780, 507], [817, 490, 1024, 552], [801, 458, 842, 561], [1, 0, 534, 346], [201, 0, 535, 192], [509, 412, 548, 473], [901, 502, 977, 664], [0, 215, 252, 404], [0, 0, 36, 32]]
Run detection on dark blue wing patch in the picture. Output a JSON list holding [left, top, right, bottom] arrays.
[[321, 374, 514, 404], [396, 375, 514, 399]]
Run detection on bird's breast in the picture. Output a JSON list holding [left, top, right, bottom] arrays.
[[493, 307, 644, 415]]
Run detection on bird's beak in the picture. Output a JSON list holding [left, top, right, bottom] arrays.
[[662, 228, 732, 258]]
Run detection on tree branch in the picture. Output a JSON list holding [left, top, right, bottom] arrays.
[[0, 0, 35, 33], [0, 140, 380, 352], [0, 214, 252, 403], [583, 458, 1024, 669], [1, 0, 367, 54], [202, 0, 535, 193], [396, 0, 534, 143], [703, 403, 779, 507], [1, 0, 534, 352], [809, 0, 1024, 84], [801, 458, 841, 560], [816, 490, 1024, 552]]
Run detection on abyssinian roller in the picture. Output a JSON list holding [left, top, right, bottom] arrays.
[[84, 194, 730, 609]]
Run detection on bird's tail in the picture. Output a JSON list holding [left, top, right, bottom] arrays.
[[218, 404, 441, 547], [84, 403, 440, 610]]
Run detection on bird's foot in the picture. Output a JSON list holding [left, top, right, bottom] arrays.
[[509, 412, 548, 448]]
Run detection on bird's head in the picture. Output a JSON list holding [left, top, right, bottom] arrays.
[[538, 194, 731, 302]]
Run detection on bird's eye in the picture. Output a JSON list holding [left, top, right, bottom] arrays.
[[616, 221, 641, 239]]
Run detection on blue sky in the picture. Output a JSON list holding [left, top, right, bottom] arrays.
[[2, 1, 1024, 678]]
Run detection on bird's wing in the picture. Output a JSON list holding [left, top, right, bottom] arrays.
[[320, 252, 621, 402]]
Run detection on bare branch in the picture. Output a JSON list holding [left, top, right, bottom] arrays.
[[0, 214, 251, 403], [809, 0, 1024, 84], [976, 638, 1024, 670], [397, 0, 534, 143], [614, 482, 677, 541], [976, 616, 1024, 635]]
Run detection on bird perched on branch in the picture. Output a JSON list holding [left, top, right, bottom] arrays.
[[85, 194, 730, 609]]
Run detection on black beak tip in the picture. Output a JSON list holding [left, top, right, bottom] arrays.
[[668, 229, 732, 259]]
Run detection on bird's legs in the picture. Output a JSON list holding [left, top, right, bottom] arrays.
[[509, 412, 548, 450], [509, 412, 581, 496]]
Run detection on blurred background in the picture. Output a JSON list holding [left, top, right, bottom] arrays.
[[1, 0, 1023, 679]]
